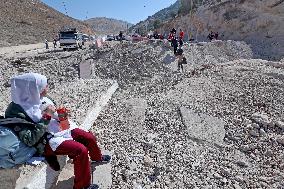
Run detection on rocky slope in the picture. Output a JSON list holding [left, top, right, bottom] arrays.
[[0, 0, 93, 47], [1, 40, 284, 188], [85, 17, 133, 35], [159, 0, 284, 60]]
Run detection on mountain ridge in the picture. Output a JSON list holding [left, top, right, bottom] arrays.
[[0, 0, 94, 47], [85, 17, 133, 35]]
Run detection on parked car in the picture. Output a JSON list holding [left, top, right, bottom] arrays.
[[132, 34, 148, 42], [115, 35, 128, 41], [106, 35, 115, 41]]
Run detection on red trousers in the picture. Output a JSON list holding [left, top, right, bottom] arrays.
[[45, 128, 102, 189]]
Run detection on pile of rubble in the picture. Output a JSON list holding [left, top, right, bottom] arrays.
[[91, 41, 284, 188], [0, 40, 284, 188]]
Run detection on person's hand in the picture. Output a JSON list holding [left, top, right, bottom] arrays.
[[44, 105, 56, 115]]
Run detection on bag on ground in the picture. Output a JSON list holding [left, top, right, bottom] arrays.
[[0, 118, 36, 168]]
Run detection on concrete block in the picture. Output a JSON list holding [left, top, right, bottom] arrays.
[[91, 150, 112, 189], [79, 60, 92, 79], [180, 107, 225, 145]]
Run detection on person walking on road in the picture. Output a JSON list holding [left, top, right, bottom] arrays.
[[45, 39, 49, 49], [53, 38, 57, 48]]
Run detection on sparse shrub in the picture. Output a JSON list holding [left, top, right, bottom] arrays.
[[18, 20, 32, 26], [153, 19, 162, 29]]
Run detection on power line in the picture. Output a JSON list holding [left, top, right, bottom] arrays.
[[62, 1, 68, 15]]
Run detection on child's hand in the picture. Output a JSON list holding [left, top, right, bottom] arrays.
[[44, 105, 56, 115]]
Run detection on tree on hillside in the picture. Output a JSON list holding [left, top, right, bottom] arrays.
[[153, 19, 162, 29], [170, 11, 176, 19]]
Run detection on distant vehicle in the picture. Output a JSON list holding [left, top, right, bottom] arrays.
[[115, 35, 127, 41], [82, 34, 90, 42], [131, 34, 141, 41], [124, 35, 132, 41], [131, 34, 148, 42], [59, 28, 84, 50], [106, 35, 115, 41]]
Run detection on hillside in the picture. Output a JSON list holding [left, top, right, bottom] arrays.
[[85, 17, 133, 35], [159, 0, 284, 60], [0, 0, 94, 47], [130, 0, 181, 34]]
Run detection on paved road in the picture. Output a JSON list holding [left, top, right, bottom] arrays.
[[0, 42, 53, 56]]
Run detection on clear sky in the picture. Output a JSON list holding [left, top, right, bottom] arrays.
[[41, 0, 177, 24]]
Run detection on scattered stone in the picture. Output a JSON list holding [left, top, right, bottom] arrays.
[[259, 128, 266, 136], [133, 182, 143, 189], [251, 113, 272, 126], [276, 121, 284, 130], [220, 168, 231, 177], [239, 144, 257, 152], [246, 124, 253, 130], [265, 149, 273, 157], [213, 173, 223, 179], [236, 160, 249, 167], [243, 118, 252, 126], [276, 136, 284, 145], [249, 129, 259, 137], [144, 155, 154, 167], [180, 107, 225, 145], [252, 123, 260, 129], [234, 175, 244, 183], [233, 183, 242, 189]]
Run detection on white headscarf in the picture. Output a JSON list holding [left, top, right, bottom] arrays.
[[11, 73, 48, 122]]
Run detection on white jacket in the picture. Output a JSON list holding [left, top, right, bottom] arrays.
[[40, 97, 78, 151]]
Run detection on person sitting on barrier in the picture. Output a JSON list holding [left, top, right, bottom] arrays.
[[5, 73, 110, 189]]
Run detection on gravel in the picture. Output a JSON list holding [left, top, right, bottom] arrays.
[[1, 40, 284, 188]]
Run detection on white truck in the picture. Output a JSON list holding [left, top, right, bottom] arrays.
[[59, 28, 84, 50]]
